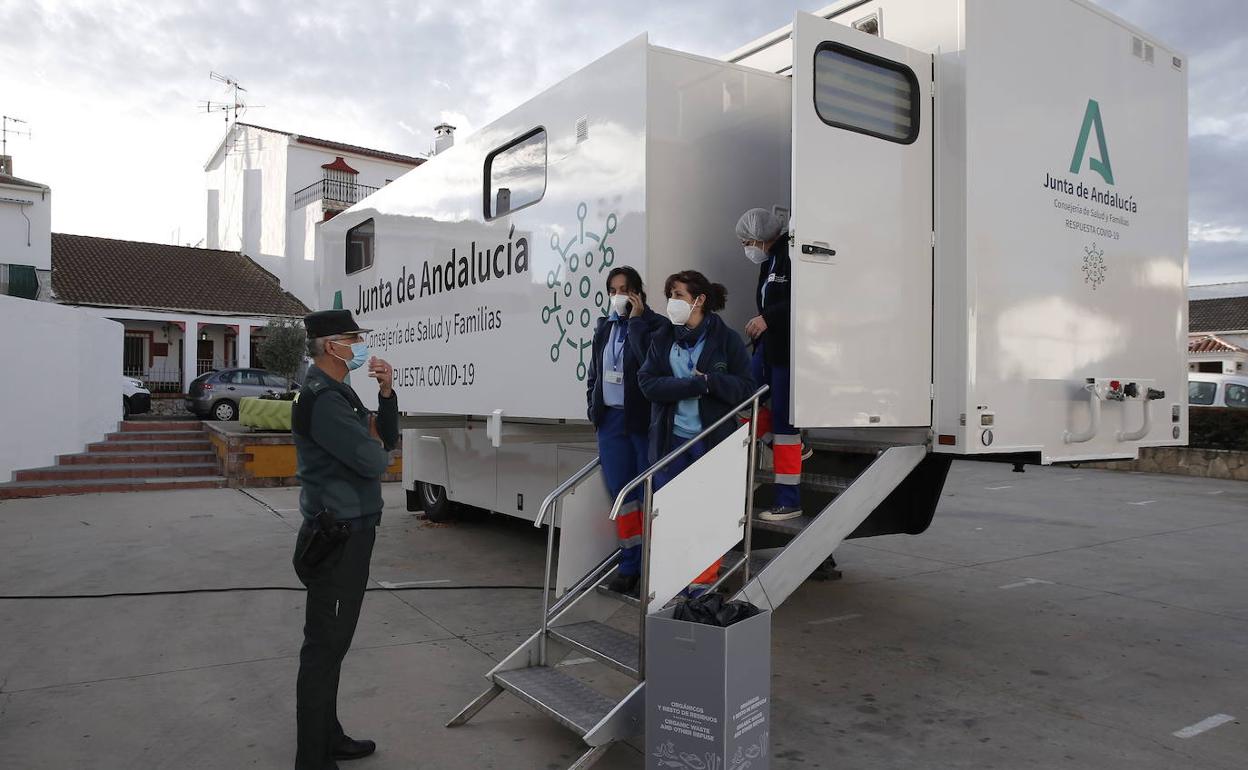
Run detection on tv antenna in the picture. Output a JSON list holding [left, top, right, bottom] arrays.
[[1, 115, 31, 158], [200, 73, 261, 123]]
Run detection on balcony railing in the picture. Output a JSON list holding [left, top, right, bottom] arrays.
[[291, 178, 379, 211]]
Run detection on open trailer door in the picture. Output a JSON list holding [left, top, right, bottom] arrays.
[[789, 12, 933, 428]]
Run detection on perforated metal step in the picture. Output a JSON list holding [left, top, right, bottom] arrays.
[[550, 621, 639, 678], [494, 666, 616, 737]]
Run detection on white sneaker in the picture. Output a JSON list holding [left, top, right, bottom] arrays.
[[758, 506, 802, 522]]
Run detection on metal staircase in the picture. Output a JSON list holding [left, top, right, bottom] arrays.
[[447, 390, 950, 768]]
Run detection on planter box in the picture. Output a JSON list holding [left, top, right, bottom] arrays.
[[239, 397, 293, 431], [204, 422, 401, 488]]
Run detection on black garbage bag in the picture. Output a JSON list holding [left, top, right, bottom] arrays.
[[672, 592, 761, 627]]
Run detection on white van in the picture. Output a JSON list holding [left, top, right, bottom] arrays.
[[1189, 373, 1248, 408]]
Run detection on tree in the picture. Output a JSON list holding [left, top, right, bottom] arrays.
[[257, 318, 306, 392]]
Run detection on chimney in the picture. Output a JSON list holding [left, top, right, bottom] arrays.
[[433, 123, 456, 154], [0, 155, 11, 175]]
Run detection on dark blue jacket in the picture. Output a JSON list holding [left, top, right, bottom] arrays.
[[755, 235, 791, 367], [637, 312, 757, 463], [586, 307, 666, 435]]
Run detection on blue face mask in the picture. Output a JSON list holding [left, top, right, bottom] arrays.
[[334, 340, 369, 371]]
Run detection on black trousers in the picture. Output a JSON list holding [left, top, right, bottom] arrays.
[[293, 522, 376, 770]]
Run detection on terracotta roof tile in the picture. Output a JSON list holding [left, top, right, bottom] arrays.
[[51, 233, 308, 317], [0, 172, 48, 190], [1189, 335, 1244, 354], [1190, 297, 1248, 333]]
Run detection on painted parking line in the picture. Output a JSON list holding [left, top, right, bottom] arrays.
[[1207, 490, 1224, 496], [808, 613, 862, 625], [1126, 500, 1156, 506], [377, 579, 452, 588], [1172, 714, 1235, 739], [999, 578, 1055, 590], [985, 485, 1014, 491]]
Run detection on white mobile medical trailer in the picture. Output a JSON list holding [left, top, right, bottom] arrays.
[[319, 1, 1186, 765]]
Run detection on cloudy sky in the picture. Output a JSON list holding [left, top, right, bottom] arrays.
[[1, 0, 1244, 284]]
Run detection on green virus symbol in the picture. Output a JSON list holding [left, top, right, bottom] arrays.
[[541, 202, 619, 381], [1082, 243, 1106, 290]]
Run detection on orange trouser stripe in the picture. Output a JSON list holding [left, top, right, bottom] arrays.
[[691, 557, 723, 586], [615, 504, 643, 540], [773, 441, 802, 477]]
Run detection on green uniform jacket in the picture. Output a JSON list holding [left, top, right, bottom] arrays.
[[293, 364, 399, 523]]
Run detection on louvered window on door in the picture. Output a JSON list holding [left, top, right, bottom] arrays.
[[812, 42, 919, 144]]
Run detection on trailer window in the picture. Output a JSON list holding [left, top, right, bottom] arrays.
[[812, 42, 919, 144], [485, 128, 547, 219], [1226, 384, 1248, 408], [346, 218, 375, 275]]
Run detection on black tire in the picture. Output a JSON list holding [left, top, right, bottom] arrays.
[[406, 488, 422, 513], [213, 399, 238, 421], [418, 481, 456, 522], [122, 397, 131, 421]]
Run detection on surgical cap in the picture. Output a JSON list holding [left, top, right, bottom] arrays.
[[735, 208, 783, 243]]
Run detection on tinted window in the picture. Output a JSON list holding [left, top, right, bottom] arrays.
[[238, 370, 264, 386], [1189, 381, 1216, 405], [813, 43, 919, 144], [1226, 384, 1248, 408], [262, 373, 288, 388], [485, 128, 547, 219], [346, 219, 374, 275]]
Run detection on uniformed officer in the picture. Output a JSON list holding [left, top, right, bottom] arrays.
[[292, 309, 398, 770]]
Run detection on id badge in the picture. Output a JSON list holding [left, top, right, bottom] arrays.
[[604, 370, 624, 385]]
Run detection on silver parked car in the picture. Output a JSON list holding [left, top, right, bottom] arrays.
[[186, 368, 296, 421]]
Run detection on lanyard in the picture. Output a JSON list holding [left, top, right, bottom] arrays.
[[608, 321, 628, 371]]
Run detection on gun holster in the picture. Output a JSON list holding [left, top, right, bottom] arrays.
[[298, 510, 352, 568]]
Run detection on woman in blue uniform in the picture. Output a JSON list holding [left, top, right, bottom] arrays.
[[638, 270, 756, 595], [587, 266, 666, 597]]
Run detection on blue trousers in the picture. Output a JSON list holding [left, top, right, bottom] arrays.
[[596, 408, 648, 576], [752, 344, 801, 509]]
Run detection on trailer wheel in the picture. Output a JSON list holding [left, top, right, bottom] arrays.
[[418, 481, 456, 522]]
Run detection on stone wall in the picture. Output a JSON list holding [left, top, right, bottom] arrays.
[[1085, 446, 1248, 481]]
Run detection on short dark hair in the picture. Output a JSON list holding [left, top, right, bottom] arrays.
[[606, 265, 646, 304], [663, 270, 727, 313]]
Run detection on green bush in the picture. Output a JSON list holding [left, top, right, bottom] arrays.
[[1189, 408, 1248, 451], [257, 318, 306, 391]]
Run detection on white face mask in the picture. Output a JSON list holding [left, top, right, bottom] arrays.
[[609, 294, 630, 317], [667, 298, 693, 325], [744, 245, 769, 264]]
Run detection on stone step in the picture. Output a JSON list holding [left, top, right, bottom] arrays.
[[14, 463, 221, 482], [105, 430, 207, 442], [57, 451, 218, 466], [119, 419, 203, 431], [0, 476, 227, 500], [87, 439, 213, 453]]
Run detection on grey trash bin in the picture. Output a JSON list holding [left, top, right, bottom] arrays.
[[645, 605, 771, 770]]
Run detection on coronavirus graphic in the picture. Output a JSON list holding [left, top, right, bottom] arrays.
[[542, 203, 619, 381], [1082, 242, 1107, 290]]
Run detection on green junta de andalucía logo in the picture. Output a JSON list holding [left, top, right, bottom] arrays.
[[1070, 99, 1114, 185]]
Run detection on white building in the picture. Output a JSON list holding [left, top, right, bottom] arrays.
[[204, 123, 424, 307], [0, 159, 52, 300], [1188, 286, 1248, 374]]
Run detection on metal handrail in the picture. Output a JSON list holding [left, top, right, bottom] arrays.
[[608, 386, 768, 521], [534, 456, 602, 665]]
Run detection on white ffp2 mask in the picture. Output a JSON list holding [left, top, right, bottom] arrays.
[[667, 298, 692, 325], [609, 294, 629, 317], [744, 245, 769, 264]]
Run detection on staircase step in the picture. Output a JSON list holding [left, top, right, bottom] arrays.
[[58, 451, 217, 466], [493, 666, 616, 737], [87, 440, 213, 453], [0, 476, 227, 500], [14, 463, 220, 482], [549, 621, 639, 679], [596, 583, 641, 609], [106, 430, 206, 442], [120, 419, 203, 431], [755, 469, 851, 495]]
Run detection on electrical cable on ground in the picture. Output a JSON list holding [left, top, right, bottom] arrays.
[[0, 585, 546, 600]]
